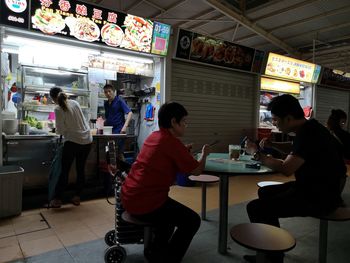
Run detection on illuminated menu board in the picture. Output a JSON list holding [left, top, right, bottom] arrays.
[[265, 52, 321, 83], [261, 77, 300, 94], [29, 0, 154, 53], [151, 21, 171, 56]]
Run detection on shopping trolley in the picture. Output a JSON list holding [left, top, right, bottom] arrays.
[[103, 141, 144, 263]]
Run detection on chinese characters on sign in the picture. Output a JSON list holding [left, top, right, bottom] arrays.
[[265, 52, 320, 83]]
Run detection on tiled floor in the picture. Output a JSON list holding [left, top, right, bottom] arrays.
[[0, 172, 293, 262]]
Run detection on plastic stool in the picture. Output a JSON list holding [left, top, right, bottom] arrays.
[[230, 223, 296, 263], [189, 174, 219, 220]]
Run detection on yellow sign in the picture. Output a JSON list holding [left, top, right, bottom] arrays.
[[265, 53, 316, 83], [261, 77, 300, 94]]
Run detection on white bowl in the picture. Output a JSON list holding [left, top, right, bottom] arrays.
[[103, 126, 113, 135], [3, 119, 18, 135]]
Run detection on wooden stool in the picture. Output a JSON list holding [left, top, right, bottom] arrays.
[[314, 207, 350, 263], [230, 223, 296, 263], [189, 174, 219, 220], [121, 211, 153, 250], [257, 181, 283, 188]]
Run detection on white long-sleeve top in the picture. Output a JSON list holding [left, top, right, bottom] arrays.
[[55, 100, 92, 145]]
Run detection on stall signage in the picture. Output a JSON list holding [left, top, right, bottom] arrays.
[[265, 52, 320, 83], [29, 0, 155, 53], [0, 0, 30, 28], [261, 77, 300, 94], [175, 29, 255, 72], [320, 68, 350, 89], [151, 21, 171, 56]]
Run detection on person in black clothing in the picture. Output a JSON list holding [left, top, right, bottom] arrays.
[[244, 95, 346, 263], [327, 109, 350, 160]]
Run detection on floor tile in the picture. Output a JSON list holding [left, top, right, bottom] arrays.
[[0, 244, 23, 262], [55, 228, 98, 247], [19, 235, 64, 258], [0, 223, 15, 238]]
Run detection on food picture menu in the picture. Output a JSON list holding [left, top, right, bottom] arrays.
[[30, 0, 154, 53], [175, 29, 255, 72], [265, 52, 319, 83]]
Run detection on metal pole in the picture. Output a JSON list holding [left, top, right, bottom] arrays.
[[0, 26, 4, 166]]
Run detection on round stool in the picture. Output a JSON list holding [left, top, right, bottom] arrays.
[[189, 174, 219, 220], [314, 207, 350, 263], [257, 181, 283, 188], [230, 223, 296, 263]]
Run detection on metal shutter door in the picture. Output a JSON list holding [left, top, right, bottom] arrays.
[[171, 60, 258, 152], [315, 86, 350, 130]]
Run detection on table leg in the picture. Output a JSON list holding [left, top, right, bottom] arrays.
[[218, 175, 229, 254], [96, 137, 100, 177]]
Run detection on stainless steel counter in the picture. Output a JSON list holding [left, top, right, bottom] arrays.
[[4, 134, 59, 140]]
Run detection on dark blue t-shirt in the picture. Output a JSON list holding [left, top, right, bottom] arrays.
[[104, 96, 131, 134]]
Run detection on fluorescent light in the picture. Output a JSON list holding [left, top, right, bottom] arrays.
[[2, 47, 19, 54]]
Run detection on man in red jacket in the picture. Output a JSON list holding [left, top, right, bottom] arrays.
[[122, 102, 211, 263]]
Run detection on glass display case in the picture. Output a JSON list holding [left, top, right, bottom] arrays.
[[17, 65, 90, 122]]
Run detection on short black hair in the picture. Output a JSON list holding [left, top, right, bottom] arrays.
[[158, 102, 188, 128], [327, 109, 347, 130], [103, 84, 115, 91], [267, 94, 304, 119]]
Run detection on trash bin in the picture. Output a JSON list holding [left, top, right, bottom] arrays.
[[0, 165, 24, 218]]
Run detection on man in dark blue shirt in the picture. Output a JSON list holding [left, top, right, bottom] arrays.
[[103, 84, 133, 134]]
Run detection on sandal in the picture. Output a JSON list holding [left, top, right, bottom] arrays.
[[47, 199, 62, 208], [71, 196, 80, 206]]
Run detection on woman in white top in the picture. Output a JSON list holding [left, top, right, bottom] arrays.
[[50, 87, 92, 208]]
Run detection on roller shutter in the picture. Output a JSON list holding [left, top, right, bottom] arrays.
[[315, 86, 350, 131], [170, 60, 259, 152]]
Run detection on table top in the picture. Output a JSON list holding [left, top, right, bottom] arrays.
[[203, 153, 273, 175]]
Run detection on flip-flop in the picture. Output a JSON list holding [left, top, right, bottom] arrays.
[[44, 199, 62, 209]]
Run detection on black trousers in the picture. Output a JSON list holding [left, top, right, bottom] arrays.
[[247, 181, 341, 227], [133, 198, 201, 263], [246, 181, 340, 262], [54, 141, 92, 199]]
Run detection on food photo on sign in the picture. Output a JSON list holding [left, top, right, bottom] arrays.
[[29, 0, 155, 53]]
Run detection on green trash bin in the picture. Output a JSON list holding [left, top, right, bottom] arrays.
[[0, 165, 24, 218]]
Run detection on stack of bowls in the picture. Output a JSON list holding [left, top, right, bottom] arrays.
[[2, 111, 18, 135]]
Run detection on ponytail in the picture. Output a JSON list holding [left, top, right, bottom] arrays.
[[50, 87, 69, 112], [57, 92, 69, 111]]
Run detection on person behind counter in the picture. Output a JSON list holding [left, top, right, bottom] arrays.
[[103, 84, 133, 134], [244, 94, 346, 263], [327, 109, 350, 160], [49, 87, 92, 208], [121, 102, 211, 263]]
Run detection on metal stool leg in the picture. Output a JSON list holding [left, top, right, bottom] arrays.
[[319, 219, 328, 263], [144, 226, 153, 250], [201, 183, 207, 220], [256, 251, 268, 263]]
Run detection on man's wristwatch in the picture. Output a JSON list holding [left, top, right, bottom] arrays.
[[253, 151, 261, 161]]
